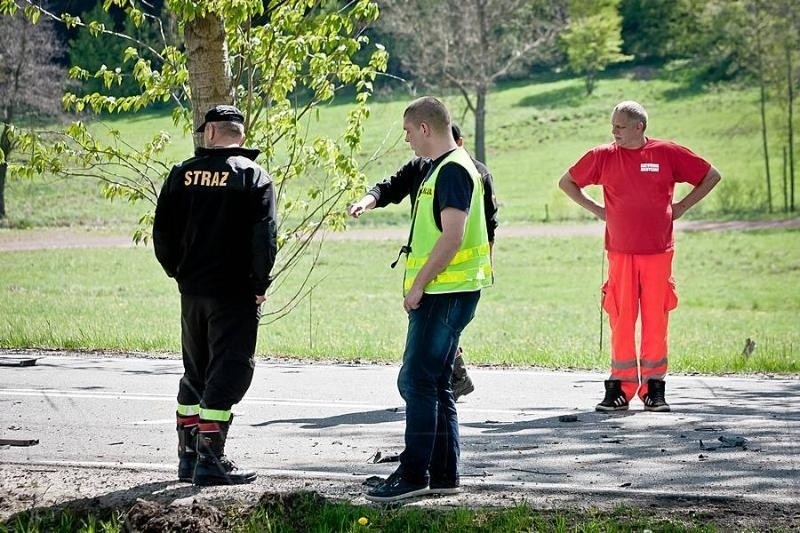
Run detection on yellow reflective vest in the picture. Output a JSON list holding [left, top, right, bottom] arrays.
[[403, 148, 493, 295]]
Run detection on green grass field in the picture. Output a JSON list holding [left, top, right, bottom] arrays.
[[1, 68, 798, 373], [1, 71, 797, 532], [3, 496, 730, 532], [1, 228, 797, 373], [3, 69, 794, 230]]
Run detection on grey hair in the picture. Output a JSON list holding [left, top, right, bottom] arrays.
[[613, 100, 648, 131]]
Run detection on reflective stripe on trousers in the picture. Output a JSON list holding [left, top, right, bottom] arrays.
[[602, 251, 676, 400]]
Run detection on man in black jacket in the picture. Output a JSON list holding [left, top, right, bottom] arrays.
[[153, 104, 278, 486], [348, 124, 498, 400]]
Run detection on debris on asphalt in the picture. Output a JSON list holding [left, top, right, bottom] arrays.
[[367, 450, 399, 464], [558, 414, 578, 422], [699, 434, 748, 451], [362, 475, 384, 488], [0, 357, 38, 367], [511, 468, 568, 476], [0, 438, 39, 447], [718, 435, 747, 448]]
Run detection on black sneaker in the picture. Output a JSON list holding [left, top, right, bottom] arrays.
[[365, 471, 428, 503], [595, 379, 629, 412], [643, 379, 671, 412], [427, 477, 460, 495]]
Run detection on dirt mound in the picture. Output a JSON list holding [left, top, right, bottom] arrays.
[[123, 499, 226, 533]]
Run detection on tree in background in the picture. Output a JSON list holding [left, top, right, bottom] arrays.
[[619, 0, 700, 63], [561, 0, 631, 95], [67, 3, 170, 97], [673, 0, 798, 213], [1, 0, 388, 318], [377, 0, 567, 163], [0, 5, 66, 219], [762, 0, 799, 213]]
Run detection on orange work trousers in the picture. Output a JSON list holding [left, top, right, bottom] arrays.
[[601, 251, 677, 401]]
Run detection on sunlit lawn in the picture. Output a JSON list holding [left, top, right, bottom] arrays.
[[4, 70, 792, 230], [1, 228, 797, 374]]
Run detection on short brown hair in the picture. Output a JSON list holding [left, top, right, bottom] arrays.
[[403, 96, 451, 134], [213, 121, 245, 138]]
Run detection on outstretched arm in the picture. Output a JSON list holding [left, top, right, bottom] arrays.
[[348, 193, 378, 218]]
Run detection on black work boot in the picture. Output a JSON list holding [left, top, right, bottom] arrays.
[[176, 414, 199, 482], [193, 419, 257, 486], [643, 379, 671, 412], [595, 379, 629, 411], [451, 348, 475, 401]]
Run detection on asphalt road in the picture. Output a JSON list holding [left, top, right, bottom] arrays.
[[1, 352, 798, 512]]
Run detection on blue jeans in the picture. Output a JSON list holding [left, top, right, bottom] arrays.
[[397, 291, 481, 484]]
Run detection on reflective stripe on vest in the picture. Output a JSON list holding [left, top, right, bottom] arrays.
[[403, 147, 493, 295]]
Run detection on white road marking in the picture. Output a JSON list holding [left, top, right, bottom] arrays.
[[0, 388, 532, 416]]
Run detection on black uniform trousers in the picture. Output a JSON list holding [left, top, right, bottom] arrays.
[[178, 294, 260, 412]]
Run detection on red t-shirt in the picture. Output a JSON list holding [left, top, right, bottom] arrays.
[[569, 138, 711, 254]]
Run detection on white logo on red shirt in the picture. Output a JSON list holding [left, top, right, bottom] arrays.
[[640, 163, 660, 173]]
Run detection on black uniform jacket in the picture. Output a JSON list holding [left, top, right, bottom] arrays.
[[368, 156, 499, 242], [153, 146, 278, 298]]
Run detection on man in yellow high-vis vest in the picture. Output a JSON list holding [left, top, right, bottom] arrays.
[[348, 123, 500, 401], [365, 96, 492, 503]]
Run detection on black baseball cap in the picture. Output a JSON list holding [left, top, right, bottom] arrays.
[[196, 104, 245, 132]]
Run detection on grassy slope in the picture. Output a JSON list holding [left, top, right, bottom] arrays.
[[2, 70, 797, 371], [3, 70, 789, 229]]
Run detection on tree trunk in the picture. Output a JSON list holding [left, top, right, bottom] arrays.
[[783, 145, 789, 212], [585, 72, 596, 96], [787, 46, 795, 211], [0, 163, 6, 219], [0, 124, 11, 219], [474, 87, 487, 164], [184, 14, 234, 149], [756, 30, 772, 212]]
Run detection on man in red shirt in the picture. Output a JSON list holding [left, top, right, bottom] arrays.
[[559, 100, 721, 412]]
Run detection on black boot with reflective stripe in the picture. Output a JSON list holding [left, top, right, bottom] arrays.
[[643, 379, 671, 412], [595, 379, 629, 411], [177, 414, 198, 482], [193, 419, 257, 486]]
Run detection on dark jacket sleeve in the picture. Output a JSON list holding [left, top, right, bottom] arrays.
[[474, 159, 499, 243], [250, 167, 279, 295], [152, 169, 179, 278], [368, 158, 427, 209]]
